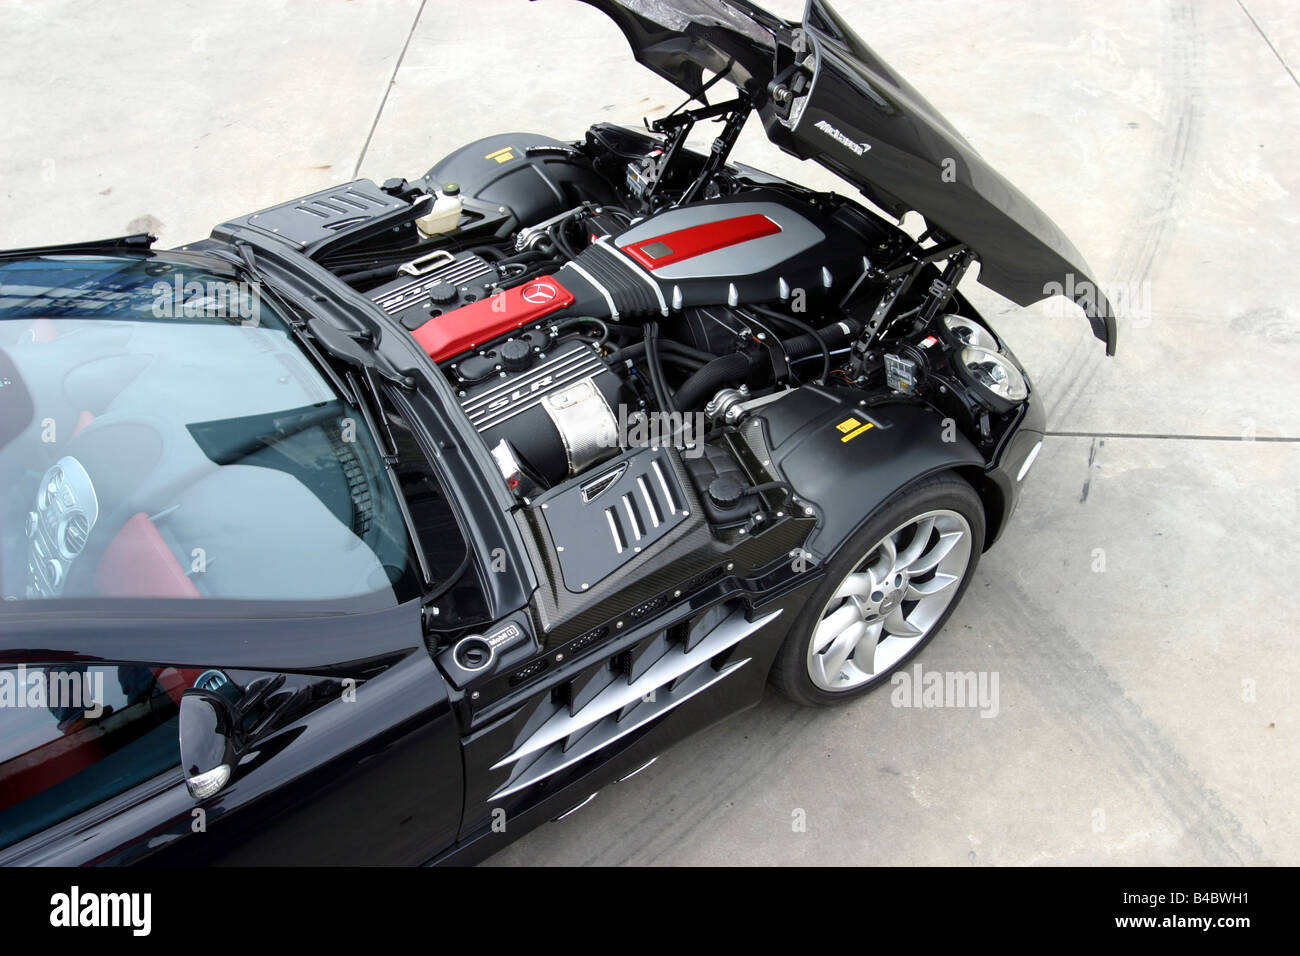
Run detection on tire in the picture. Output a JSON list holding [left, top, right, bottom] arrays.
[[770, 472, 986, 706]]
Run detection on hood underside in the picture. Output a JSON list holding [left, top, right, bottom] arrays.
[[577, 0, 1116, 354]]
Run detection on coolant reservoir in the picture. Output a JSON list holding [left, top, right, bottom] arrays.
[[416, 183, 463, 236]]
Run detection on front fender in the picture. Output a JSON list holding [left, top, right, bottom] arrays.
[[746, 385, 984, 561]]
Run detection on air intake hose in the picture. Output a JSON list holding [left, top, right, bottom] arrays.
[[672, 318, 861, 411]]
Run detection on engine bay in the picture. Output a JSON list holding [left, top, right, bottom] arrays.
[[353, 125, 1022, 465], [210, 108, 1038, 593]]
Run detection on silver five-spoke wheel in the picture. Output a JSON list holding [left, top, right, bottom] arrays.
[[806, 508, 973, 692]]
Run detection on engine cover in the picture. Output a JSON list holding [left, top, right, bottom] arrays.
[[406, 190, 872, 363], [552, 192, 871, 321]]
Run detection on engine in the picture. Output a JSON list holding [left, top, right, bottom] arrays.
[[328, 126, 1033, 517]]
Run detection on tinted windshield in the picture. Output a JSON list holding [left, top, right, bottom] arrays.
[[0, 253, 419, 604]]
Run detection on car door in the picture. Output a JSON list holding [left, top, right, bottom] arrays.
[[0, 622, 464, 866]]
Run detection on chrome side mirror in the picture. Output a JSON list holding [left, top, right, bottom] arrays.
[[179, 690, 239, 800]]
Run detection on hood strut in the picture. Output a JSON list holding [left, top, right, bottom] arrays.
[[853, 238, 971, 347]]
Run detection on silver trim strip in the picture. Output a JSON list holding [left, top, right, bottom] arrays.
[[616, 756, 658, 782], [460, 347, 598, 411], [605, 509, 625, 554], [552, 792, 599, 820], [621, 496, 643, 541], [637, 476, 661, 527], [651, 459, 679, 515]]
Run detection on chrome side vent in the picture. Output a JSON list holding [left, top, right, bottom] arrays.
[[581, 463, 627, 503], [488, 607, 780, 800]]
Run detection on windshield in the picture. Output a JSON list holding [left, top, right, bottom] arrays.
[[0, 252, 419, 604]]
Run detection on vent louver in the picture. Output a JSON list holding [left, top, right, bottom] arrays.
[[488, 607, 780, 800], [542, 450, 691, 592]]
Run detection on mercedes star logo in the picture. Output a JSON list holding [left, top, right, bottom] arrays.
[[521, 281, 558, 305]]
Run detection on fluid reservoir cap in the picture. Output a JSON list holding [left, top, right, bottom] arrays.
[[453, 635, 494, 672], [442, 182, 461, 197], [707, 476, 747, 509], [499, 338, 533, 371], [427, 281, 458, 305]]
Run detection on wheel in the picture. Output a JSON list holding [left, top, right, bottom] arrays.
[[770, 472, 985, 706]]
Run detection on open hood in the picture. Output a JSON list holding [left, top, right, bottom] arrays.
[[578, 0, 1116, 353]]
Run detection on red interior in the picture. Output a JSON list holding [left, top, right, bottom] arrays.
[[95, 512, 200, 600]]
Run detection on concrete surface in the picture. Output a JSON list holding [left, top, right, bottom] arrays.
[[1, 0, 1295, 865]]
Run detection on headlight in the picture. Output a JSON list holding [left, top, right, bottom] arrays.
[[943, 314, 999, 352], [960, 346, 1028, 403]]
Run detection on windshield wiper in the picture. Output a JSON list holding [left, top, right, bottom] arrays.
[[214, 243, 434, 590], [342, 367, 433, 589]]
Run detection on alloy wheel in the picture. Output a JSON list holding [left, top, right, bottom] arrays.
[[806, 508, 973, 692]]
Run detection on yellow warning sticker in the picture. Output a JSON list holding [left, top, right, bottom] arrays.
[[485, 146, 516, 164], [838, 418, 875, 443]]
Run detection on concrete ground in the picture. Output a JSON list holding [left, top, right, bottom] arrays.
[[2, 0, 1295, 865]]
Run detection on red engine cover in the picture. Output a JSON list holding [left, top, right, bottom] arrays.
[[411, 276, 574, 362], [621, 213, 782, 270]]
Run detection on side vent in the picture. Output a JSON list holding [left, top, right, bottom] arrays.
[[542, 449, 690, 592], [488, 607, 780, 800], [627, 594, 668, 621]]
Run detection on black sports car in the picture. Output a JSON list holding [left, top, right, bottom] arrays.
[[0, 0, 1113, 865]]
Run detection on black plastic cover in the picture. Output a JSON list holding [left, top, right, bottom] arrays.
[[745, 385, 984, 558], [424, 133, 618, 235]]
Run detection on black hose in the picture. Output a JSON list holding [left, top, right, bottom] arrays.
[[669, 318, 862, 411], [642, 322, 676, 414], [672, 351, 755, 412], [425, 548, 474, 604], [745, 304, 832, 385], [743, 480, 797, 508], [497, 260, 563, 289], [338, 263, 402, 286], [551, 316, 611, 346], [610, 339, 713, 367]]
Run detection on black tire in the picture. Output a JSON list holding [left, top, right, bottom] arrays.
[[769, 472, 986, 707]]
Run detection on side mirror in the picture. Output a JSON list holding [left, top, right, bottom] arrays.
[[179, 689, 239, 800]]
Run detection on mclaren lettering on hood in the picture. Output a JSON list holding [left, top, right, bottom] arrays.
[[579, 0, 1117, 354]]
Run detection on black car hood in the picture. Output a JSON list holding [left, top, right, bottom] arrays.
[[578, 0, 1116, 353]]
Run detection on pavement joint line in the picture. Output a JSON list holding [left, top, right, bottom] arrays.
[[353, 0, 428, 179], [1045, 431, 1299, 442], [1236, 0, 1300, 92]]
